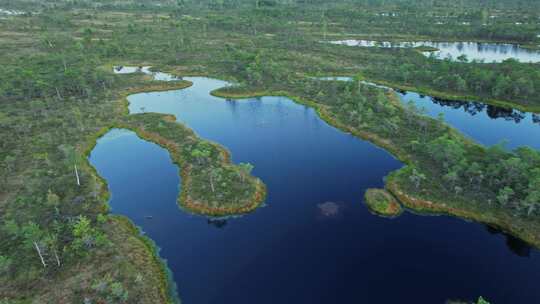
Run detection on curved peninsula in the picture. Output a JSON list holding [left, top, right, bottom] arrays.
[[210, 78, 540, 249], [114, 113, 266, 216]]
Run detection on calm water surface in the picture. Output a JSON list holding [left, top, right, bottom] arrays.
[[113, 65, 180, 81], [329, 40, 540, 63], [89, 76, 540, 304], [398, 91, 540, 150]]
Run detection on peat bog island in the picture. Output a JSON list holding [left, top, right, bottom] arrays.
[[2, 1, 540, 303]]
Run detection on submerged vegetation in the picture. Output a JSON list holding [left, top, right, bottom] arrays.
[[1, 0, 539, 302]]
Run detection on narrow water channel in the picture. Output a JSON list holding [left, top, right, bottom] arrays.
[[89, 75, 540, 304], [320, 77, 540, 149], [398, 90, 540, 150]]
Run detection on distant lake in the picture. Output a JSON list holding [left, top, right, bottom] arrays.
[[329, 40, 540, 63], [113, 65, 180, 81], [89, 74, 540, 304]]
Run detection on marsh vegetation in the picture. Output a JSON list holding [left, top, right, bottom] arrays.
[[1, 0, 540, 303]]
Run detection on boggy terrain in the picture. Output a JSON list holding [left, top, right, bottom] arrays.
[[0, 68, 265, 303], [1, 0, 540, 303]]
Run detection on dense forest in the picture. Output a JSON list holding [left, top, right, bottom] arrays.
[[361, 51, 540, 108], [1, 0, 539, 303]]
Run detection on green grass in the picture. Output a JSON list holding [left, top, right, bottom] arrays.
[[364, 189, 403, 218]]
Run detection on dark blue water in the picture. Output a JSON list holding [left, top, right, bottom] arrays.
[[89, 77, 540, 304]]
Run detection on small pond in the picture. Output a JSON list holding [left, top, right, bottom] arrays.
[[113, 65, 180, 81], [329, 40, 540, 63], [89, 73, 540, 304]]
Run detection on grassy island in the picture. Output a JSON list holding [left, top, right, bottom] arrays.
[[210, 86, 271, 99], [364, 189, 403, 218]]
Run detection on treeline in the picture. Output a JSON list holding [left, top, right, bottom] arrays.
[[362, 49, 540, 107], [409, 23, 537, 43]]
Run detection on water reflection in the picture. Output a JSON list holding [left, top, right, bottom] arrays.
[[329, 40, 540, 63], [113, 65, 181, 81], [312, 76, 354, 81], [207, 218, 228, 229], [366, 85, 536, 126], [0, 8, 26, 15], [485, 226, 532, 257], [113, 65, 151, 74], [430, 97, 529, 124], [398, 90, 540, 149], [317, 201, 343, 218]]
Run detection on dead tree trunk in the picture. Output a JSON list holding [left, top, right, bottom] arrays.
[[54, 249, 61, 267], [74, 164, 80, 186], [55, 87, 63, 100], [62, 57, 67, 72], [34, 242, 47, 268], [210, 174, 215, 193]]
